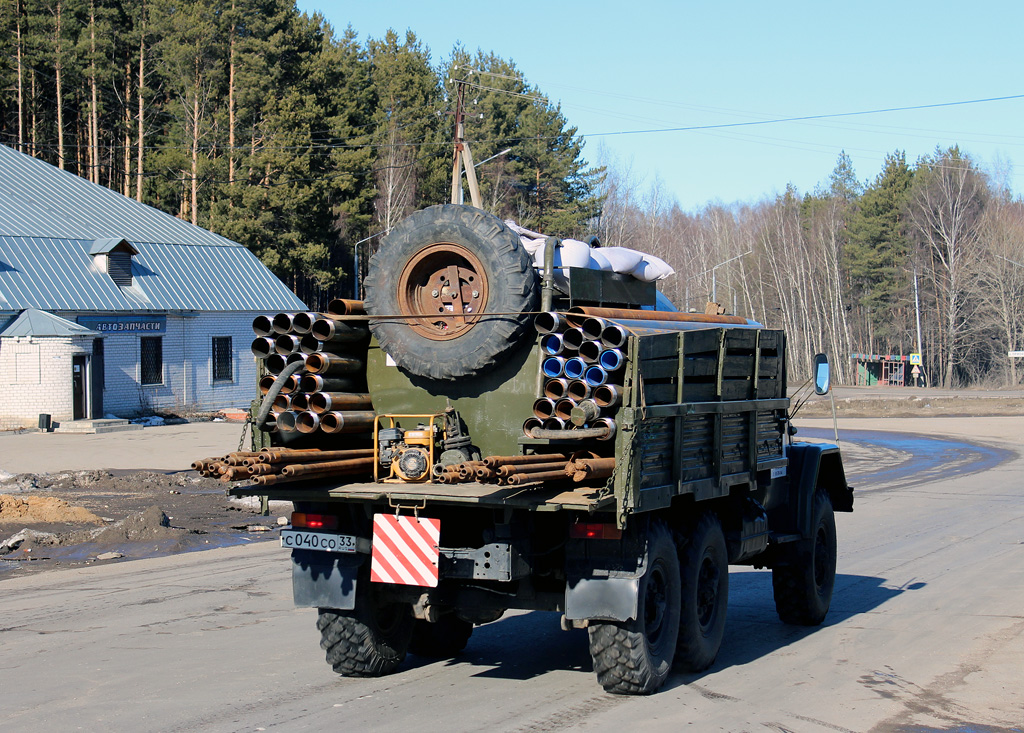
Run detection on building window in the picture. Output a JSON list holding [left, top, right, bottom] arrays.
[[141, 336, 163, 385], [212, 337, 233, 383]]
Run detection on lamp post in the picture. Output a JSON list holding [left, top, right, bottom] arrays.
[[704, 249, 752, 303]]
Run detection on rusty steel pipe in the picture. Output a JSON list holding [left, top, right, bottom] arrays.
[[522, 417, 543, 438], [601, 323, 629, 349], [568, 306, 756, 326], [561, 327, 587, 351], [474, 467, 497, 482], [286, 352, 309, 369], [258, 448, 374, 464], [295, 411, 321, 434], [327, 298, 366, 316], [273, 393, 293, 412], [532, 397, 557, 420], [496, 461, 569, 477], [252, 315, 275, 337], [593, 384, 622, 408], [457, 461, 486, 479], [299, 334, 326, 355], [567, 380, 591, 401], [528, 424, 612, 441], [264, 353, 287, 375], [309, 392, 373, 413], [483, 453, 567, 469], [274, 334, 302, 355], [258, 374, 277, 395], [553, 398, 577, 421], [276, 410, 299, 432], [299, 374, 361, 394], [250, 337, 276, 359], [288, 312, 320, 335], [577, 339, 603, 364], [306, 352, 364, 375], [318, 410, 376, 434], [543, 378, 569, 399], [311, 318, 370, 343], [506, 468, 572, 486], [534, 311, 567, 335], [272, 312, 297, 334], [282, 457, 374, 477], [289, 392, 310, 411], [581, 317, 608, 341]]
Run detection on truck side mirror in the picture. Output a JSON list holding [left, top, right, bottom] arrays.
[[813, 353, 831, 395]]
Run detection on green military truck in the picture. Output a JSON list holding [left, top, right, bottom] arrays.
[[223, 204, 852, 695]]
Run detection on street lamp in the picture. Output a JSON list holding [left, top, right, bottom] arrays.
[[701, 250, 752, 303]]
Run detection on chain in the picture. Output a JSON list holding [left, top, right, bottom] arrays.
[[238, 416, 254, 452]]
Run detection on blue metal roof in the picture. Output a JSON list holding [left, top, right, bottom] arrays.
[[0, 144, 307, 313], [0, 307, 99, 337]]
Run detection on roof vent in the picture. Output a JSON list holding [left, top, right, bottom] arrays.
[[90, 237, 139, 288]]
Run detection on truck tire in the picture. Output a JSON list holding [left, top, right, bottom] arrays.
[[675, 512, 729, 672], [772, 489, 837, 625], [363, 204, 539, 381], [317, 599, 414, 677], [588, 521, 681, 695], [408, 615, 474, 658]]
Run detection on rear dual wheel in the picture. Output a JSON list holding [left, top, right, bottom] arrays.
[[588, 521, 681, 695], [587, 514, 729, 694], [318, 592, 414, 677]]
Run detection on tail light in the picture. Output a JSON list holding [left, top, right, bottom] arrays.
[[291, 512, 338, 530], [569, 521, 622, 540]]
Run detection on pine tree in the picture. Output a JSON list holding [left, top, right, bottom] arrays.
[[844, 151, 914, 351]]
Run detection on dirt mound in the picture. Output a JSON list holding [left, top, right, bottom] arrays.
[[91, 506, 186, 543], [0, 494, 104, 525], [1, 505, 191, 559]]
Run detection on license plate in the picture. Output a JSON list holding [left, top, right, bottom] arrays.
[[280, 529, 357, 553]]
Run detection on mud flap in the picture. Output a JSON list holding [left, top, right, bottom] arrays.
[[565, 575, 639, 622], [291, 549, 363, 609]]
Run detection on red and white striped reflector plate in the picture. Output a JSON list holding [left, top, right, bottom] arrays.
[[370, 514, 440, 587]]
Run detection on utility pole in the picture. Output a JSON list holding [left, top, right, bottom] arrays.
[[449, 78, 482, 209]]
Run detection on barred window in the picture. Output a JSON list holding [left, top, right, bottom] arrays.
[[212, 337, 233, 383], [141, 337, 163, 385]]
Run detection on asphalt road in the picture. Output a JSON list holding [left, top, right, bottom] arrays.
[[2, 418, 1023, 732]]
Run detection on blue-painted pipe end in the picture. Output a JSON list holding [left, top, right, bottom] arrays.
[[564, 357, 587, 380]]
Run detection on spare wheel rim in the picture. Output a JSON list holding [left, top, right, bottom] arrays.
[[397, 242, 488, 340]]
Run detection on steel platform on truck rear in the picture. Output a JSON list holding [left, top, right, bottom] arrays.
[[229, 479, 615, 513]]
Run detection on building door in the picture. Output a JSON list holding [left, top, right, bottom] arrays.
[[91, 338, 105, 418], [72, 355, 88, 420]]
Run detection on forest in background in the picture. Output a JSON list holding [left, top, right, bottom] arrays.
[[3, 0, 1023, 387]]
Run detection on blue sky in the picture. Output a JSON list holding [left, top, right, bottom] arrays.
[[298, 1, 1024, 212]]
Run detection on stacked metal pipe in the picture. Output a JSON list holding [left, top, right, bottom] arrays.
[[526, 311, 626, 441], [250, 301, 372, 436], [432, 452, 617, 487], [193, 447, 375, 485]]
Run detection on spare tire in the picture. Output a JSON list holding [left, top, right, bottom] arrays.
[[364, 205, 539, 381]]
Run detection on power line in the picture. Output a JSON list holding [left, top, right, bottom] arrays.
[[583, 94, 1024, 139]]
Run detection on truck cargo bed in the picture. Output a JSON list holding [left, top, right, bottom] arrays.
[[229, 479, 614, 512]]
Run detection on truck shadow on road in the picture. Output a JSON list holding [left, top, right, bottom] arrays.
[[670, 570, 910, 688], [405, 570, 910, 684]]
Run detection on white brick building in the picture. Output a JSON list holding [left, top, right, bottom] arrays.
[[0, 145, 306, 429]]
